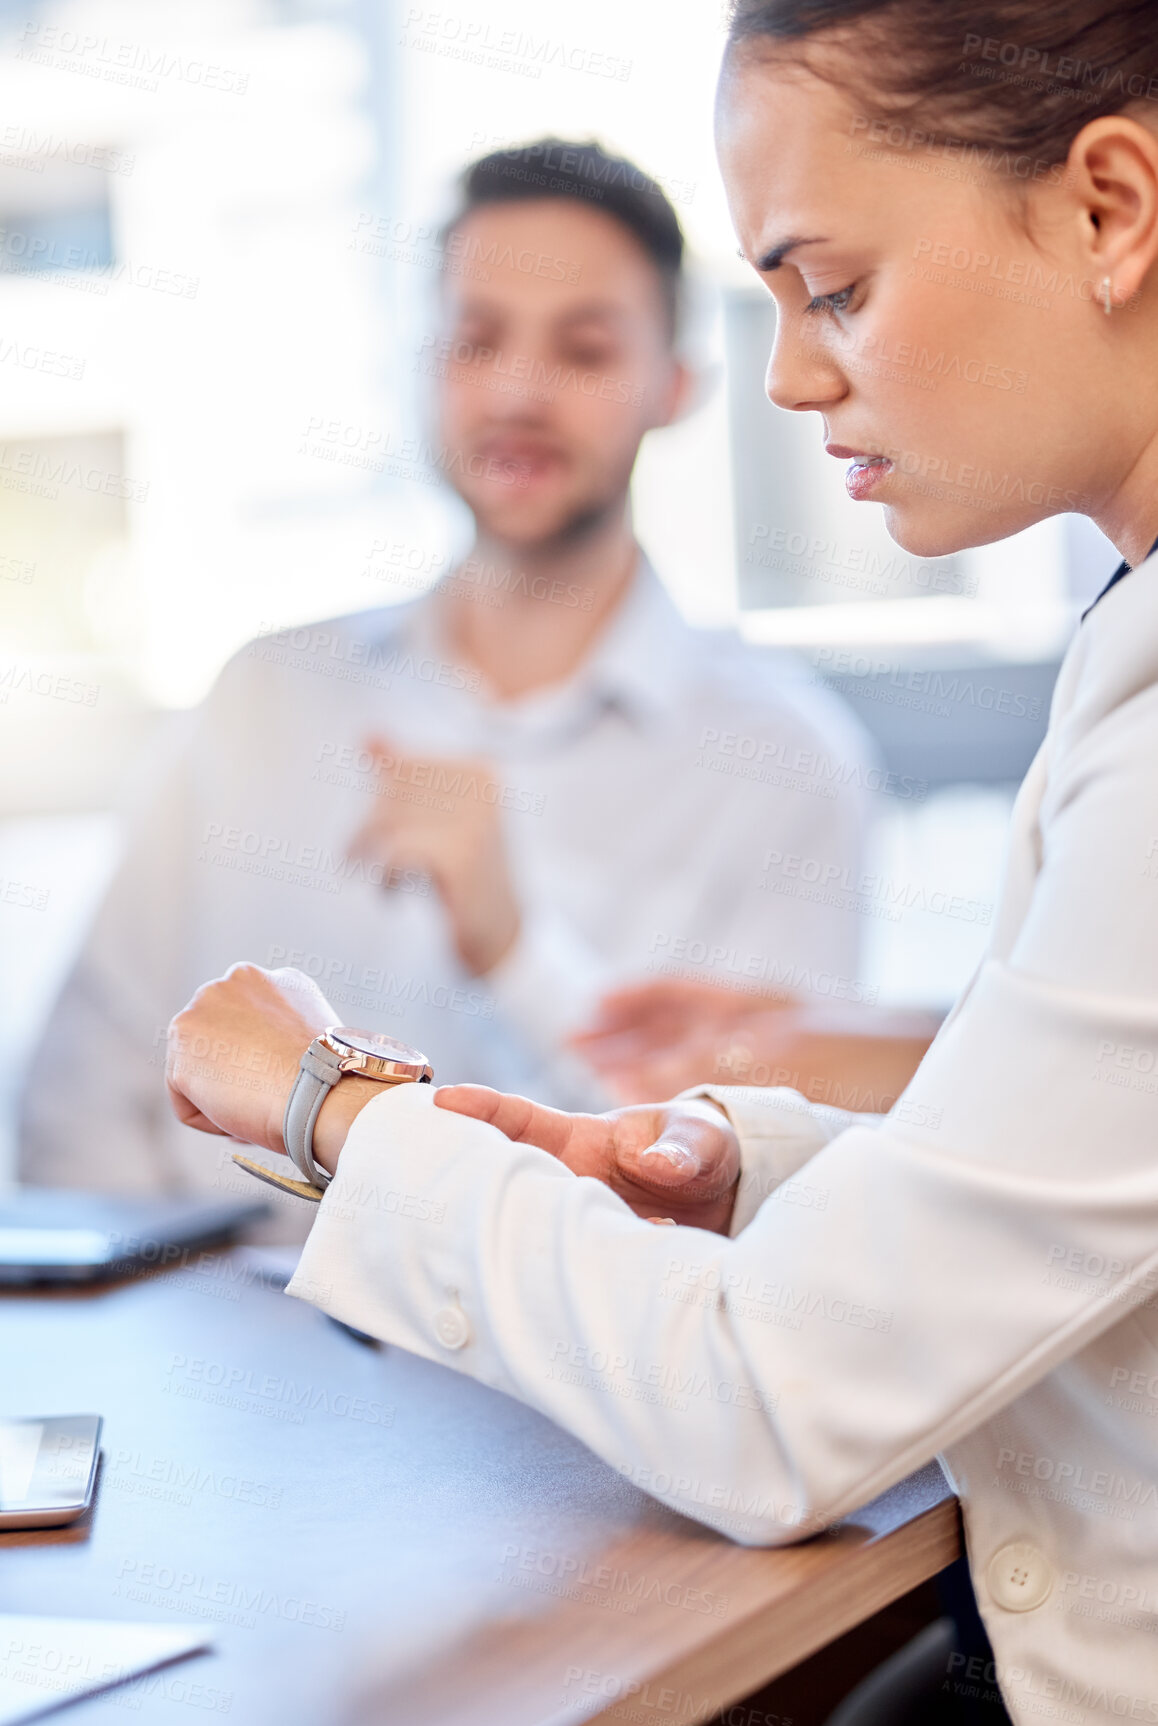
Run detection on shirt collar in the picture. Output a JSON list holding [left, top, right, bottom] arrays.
[[395, 555, 697, 739], [572, 556, 698, 728]]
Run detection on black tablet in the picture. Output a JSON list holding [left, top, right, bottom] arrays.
[[0, 1189, 269, 1285]]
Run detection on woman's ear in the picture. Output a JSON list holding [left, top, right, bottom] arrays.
[[1068, 114, 1158, 307]]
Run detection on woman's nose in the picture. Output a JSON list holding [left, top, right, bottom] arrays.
[[764, 321, 847, 415]]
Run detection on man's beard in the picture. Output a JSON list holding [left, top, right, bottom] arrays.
[[474, 481, 629, 555], [541, 490, 625, 550]]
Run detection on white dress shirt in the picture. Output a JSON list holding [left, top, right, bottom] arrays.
[[286, 553, 1158, 1721], [21, 561, 873, 1222]]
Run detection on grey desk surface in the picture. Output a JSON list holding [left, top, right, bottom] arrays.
[[2, 1251, 959, 1726]]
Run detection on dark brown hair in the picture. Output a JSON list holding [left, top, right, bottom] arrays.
[[727, 2, 1158, 168], [443, 139, 684, 337]]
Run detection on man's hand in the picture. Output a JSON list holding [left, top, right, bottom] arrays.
[[166, 964, 336, 1155], [573, 978, 940, 1111], [435, 1085, 741, 1234], [349, 735, 520, 975], [572, 978, 788, 1102]]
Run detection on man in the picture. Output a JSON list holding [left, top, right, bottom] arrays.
[[20, 139, 873, 1222]]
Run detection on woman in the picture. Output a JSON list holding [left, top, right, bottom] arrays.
[[164, 3, 1158, 1719]]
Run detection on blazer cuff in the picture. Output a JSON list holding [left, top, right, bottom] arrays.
[[675, 1083, 872, 1235]]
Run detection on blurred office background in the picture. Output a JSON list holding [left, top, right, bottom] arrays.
[[0, 0, 1121, 1177]]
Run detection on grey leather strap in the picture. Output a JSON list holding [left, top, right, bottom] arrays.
[[283, 1043, 345, 1189]]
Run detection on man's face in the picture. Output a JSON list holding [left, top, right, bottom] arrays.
[[431, 199, 685, 549]]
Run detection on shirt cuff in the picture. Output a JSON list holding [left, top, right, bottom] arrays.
[[675, 1084, 871, 1235], [486, 904, 611, 1054]]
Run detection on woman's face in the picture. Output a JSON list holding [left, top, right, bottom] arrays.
[[716, 47, 1126, 558]]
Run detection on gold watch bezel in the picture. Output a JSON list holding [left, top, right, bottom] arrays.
[[316, 1027, 433, 1086]]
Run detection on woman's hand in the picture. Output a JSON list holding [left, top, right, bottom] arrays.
[[166, 964, 337, 1154], [435, 1085, 741, 1234]]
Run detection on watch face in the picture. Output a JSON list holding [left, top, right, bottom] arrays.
[[329, 1028, 429, 1065]]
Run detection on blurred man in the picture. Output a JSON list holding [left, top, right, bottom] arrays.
[[20, 139, 874, 1221]]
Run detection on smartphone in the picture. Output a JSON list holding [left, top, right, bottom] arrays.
[[0, 1415, 102, 1529]]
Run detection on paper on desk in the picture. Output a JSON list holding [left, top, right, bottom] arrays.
[[0, 1616, 209, 1723]]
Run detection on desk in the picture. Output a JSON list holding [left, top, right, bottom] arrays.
[[3, 1251, 960, 1725]]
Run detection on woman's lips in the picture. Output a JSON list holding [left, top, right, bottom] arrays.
[[843, 455, 893, 501], [825, 446, 895, 502]]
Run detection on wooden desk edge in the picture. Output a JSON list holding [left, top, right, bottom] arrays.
[[593, 1495, 962, 1725]]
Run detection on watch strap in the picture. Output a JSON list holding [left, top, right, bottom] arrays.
[[283, 1042, 345, 1189], [230, 1151, 323, 1204]]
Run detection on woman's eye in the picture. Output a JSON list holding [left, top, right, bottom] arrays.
[[803, 283, 858, 317]]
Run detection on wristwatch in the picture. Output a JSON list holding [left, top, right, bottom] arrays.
[[232, 1028, 433, 1203]]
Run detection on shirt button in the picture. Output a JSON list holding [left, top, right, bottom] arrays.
[[986, 1542, 1053, 1611], [434, 1306, 471, 1350]]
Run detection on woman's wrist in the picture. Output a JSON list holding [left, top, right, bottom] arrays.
[[311, 1074, 385, 1177]]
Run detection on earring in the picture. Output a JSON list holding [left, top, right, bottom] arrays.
[[1103, 276, 1113, 315]]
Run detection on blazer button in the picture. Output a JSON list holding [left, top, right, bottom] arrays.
[[986, 1542, 1053, 1611], [434, 1306, 471, 1350]]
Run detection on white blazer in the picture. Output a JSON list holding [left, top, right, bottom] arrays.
[[289, 554, 1158, 1725]]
